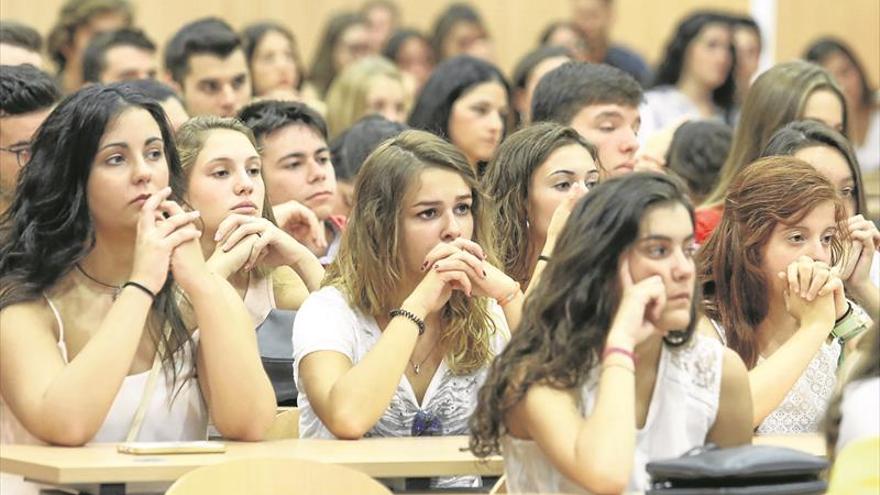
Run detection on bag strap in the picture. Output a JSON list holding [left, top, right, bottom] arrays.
[[125, 324, 170, 443]]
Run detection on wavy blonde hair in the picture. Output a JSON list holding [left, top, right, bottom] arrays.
[[324, 129, 498, 374], [325, 56, 404, 140]]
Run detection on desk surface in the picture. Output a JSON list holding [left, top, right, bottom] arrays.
[[0, 436, 501, 486]]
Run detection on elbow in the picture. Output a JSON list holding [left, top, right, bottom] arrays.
[[324, 410, 371, 440], [578, 462, 630, 495], [42, 421, 96, 447], [214, 404, 276, 442]]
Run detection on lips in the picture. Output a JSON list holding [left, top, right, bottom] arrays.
[[231, 200, 258, 213], [130, 193, 151, 204], [306, 191, 332, 202]]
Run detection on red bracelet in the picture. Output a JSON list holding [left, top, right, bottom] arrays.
[[602, 346, 636, 365]]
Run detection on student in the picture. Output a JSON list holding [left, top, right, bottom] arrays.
[[806, 38, 880, 174], [570, 0, 652, 85], [294, 129, 521, 487], [309, 12, 371, 99], [82, 28, 157, 84], [641, 12, 736, 144], [470, 172, 752, 494], [664, 120, 732, 205], [761, 120, 879, 315], [531, 62, 642, 177], [0, 21, 44, 68], [825, 323, 879, 455], [538, 21, 589, 62], [408, 55, 510, 172], [382, 29, 435, 95], [123, 78, 190, 131], [362, 0, 400, 53], [430, 3, 493, 62], [176, 116, 323, 321], [697, 61, 846, 243], [482, 122, 599, 288], [325, 56, 406, 140], [238, 100, 343, 264], [47, 0, 132, 93], [698, 157, 871, 433], [510, 46, 572, 126], [730, 15, 762, 106], [0, 84, 275, 449], [241, 21, 307, 100], [164, 17, 251, 118], [0, 65, 60, 213]]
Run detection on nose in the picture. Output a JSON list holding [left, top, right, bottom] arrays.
[[441, 212, 462, 242], [234, 169, 255, 195], [132, 155, 153, 185], [307, 158, 327, 184], [670, 247, 696, 282], [487, 111, 503, 136], [805, 238, 832, 264], [219, 84, 237, 114], [620, 127, 639, 156]]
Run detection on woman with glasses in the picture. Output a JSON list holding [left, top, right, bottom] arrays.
[[293, 129, 521, 489]]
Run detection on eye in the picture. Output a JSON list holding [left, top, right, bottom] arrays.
[[471, 104, 489, 115], [283, 161, 301, 169], [146, 148, 163, 161], [212, 169, 230, 178], [106, 154, 125, 166], [201, 81, 220, 94], [683, 243, 698, 258], [646, 244, 670, 258], [232, 76, 247, 89], [787, 232, 805, 243], [318, 155, 331, 166], [247, 166, 262, 176], [553, 181, 572, 191], [821, 230, 837, 245], [585, 177, 599, 189], [840, 187, 854, 198], [418, 208, 437, 220], [454, 202, 472, 215], [598, 124, 616, 133]]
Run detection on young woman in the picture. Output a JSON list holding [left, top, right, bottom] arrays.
[[309, 12, 371, 98], [696, 61, 847, 243], [640, 12, 736, 145], [408, 55, 511, 172], [730, 15, 762, 106], [429, 3, 492, 62], [0, 85, 276, 448], [241, 21, 307, 99], [293, 130, 521, 487], [806, 37, 880, 173], [538, 21, 590, 62], [382, 29, 435, 95], [176, 116, 324, 322], [325, 56, 407, 140], [470, 173, 752, 494], [761, 120, 879, 316], [482, 122, 599, 288], [699, 156, 872, 434]]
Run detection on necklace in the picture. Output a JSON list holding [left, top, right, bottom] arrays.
[[75, 263, 122, 299], [409, 339, 440, 375]]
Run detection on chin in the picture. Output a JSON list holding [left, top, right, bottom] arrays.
[[656, 309, 691, 333]]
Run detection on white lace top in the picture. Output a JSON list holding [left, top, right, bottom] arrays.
[[501, 335, 724, 494], [292, 286, 510, 488]]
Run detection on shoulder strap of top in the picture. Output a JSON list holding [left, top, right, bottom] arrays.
[[42, 293, 69, 363], [709, 319, 727, 346]]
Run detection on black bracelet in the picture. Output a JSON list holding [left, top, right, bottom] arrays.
[[389, 308, 425, 335], [834, 301, 853, 325], [538, 255, 551, 262], [122, 281, 156, 300]]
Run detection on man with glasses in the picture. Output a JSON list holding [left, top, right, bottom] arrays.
[[0, 64, 60, 212]]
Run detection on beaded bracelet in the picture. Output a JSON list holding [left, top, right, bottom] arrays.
[[390, 308, 426, 335]]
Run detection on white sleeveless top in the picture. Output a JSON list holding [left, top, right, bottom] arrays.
[[0, 295, 208, 445], [501, 334, 724, 494], [243, 273, 277, 327]]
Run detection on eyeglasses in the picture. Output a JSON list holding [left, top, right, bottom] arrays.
[[0, 143, 31, 167], [411, 409, 442, 437]]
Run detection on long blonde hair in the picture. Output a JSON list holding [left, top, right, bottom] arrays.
[[324, 129, 498, 374], [325, 56, 404, 140]]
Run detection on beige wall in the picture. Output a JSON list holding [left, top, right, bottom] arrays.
[[0, 0, 877, 85]]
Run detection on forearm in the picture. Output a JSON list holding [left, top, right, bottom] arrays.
[[849, 283, 879, 320], [288, 247, 325, 292], [192, 275, 275, 440], [499, 291, 524, 333]]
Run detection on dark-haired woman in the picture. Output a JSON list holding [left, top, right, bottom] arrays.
[[309, 12, 371, 99], [640, 12, 736, 145], [0, 85, 275, 449], [470, 173, 752, 493], [408, 55, 510, 172]]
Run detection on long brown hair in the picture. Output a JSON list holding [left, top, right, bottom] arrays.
[[703, 61, 846, 207], [481, 122, 597, 287], [698, 156, 847, 368], [324, 129, 499, 374]]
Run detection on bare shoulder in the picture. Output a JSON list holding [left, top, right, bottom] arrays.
[[696, 315, 722, 342], [1, 298, 59, 340]]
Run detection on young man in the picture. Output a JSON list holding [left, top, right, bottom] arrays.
[[531, 62, 642, 177], [122, 79, 190, 131], [82, 27, 157, 84], [239, 101, 343, 264], [0, 21, 44, 68], [570, 0, 652, 86], [0, 65, 61, 212], [164, 17, 251, 118]]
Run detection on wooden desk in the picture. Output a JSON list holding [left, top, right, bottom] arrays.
[[753, 433, 827, 457], [1, 436, 502, 494]]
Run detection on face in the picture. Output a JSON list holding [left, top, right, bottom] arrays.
[[528, 144, 598, 242], [400, 167, 474, 277], [627, 202, 697, 331], [733, 26, 760, 87], [683, 23, 733, 90], [820, 52, 863, 109], [86, 107, 169, 231], [365, 5, 395, 51], [442, 21, 486, 59], [100, 45, 157, 83], [761, 201, 837, 299], [795, 145, 857, 217], [519, 55, 570, 124], [571, 0, 611, 43], [251, 30, 299, 97], [259, 124, 336, 220], [569, 103, 640, 176], [396, 37, 434, 89], [181, 50, 251, 118], [0, 43, 43, 68], [333, 23, 371, 72], [0, 108, 53, 199], [186, 129, 264, 237], [546, 26, 589, 61], [69, 10, 129, 64], [365, 74, 407, 123], [160, 97, 189, 132], [448, 81, 508, 165], [801, 89, 845, 133]]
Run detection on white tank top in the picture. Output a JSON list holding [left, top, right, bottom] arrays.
[[501, 334, 724, 494], [0, 295, 208, 445]]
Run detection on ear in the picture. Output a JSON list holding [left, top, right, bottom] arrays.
[[163, 70, 183, 94], [514, 89, 527, 118]]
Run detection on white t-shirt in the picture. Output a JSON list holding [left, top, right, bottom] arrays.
[[837, 376, 880, 453]]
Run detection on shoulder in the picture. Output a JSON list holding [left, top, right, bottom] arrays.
[[0, 298, 57, 334], [298, 286, 351, 313], [667, 334, 725, 390]]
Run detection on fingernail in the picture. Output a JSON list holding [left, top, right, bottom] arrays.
[[433, 264, 439, 270], [214, 232, 221, 241], [482, 270, 487, 278], [421, 261, 428, 271]]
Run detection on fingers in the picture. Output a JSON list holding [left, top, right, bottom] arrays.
[[138, 187, 172, 230], [449, 238, 486, 260], [817, 268, 843, 297], [804, 264, 831, 301], [156, 210, 201, 237], [796, 256, 814, 298], [222, 220, 270, 251], [619, 256, 634, 289], [244, 234, 270, 271], [432, 250, 486, 279], [421, 240, 486, 271], [165, 225, 202, 248], [214, 214, 255, 242], [436, 270, 473, 297], [301, 208, 326, 251]]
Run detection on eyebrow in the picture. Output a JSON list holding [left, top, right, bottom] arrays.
[[638, 234, 696, 242], [593, 111, 623, 121], [208, 155, 261, 165], [412, 194, 473, 208], [548, 169, 575, 177], [275, 147, 329, 162], [99, 137, 163, 151]]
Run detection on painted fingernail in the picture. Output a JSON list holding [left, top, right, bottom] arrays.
[[433, 264, 439, 270], [482, 270, 487, 278], [421, 261, 428, 271]]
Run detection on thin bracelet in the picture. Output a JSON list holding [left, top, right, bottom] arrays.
[[496, 282, 521, 307], [602, 346, 636, 365], [390, 309, 425, 335], [602, 362, 635, 374], [122, 281, 156, 300], [834, 301, 853, 325], [537, 255, 551, 263]]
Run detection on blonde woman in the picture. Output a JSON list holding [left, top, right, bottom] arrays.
[[325, 55, 407, 140]]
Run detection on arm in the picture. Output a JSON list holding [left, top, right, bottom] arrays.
[[272, 266, 312, 310], [843, 215, 880, 318], [706, 348, 753, 447]]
